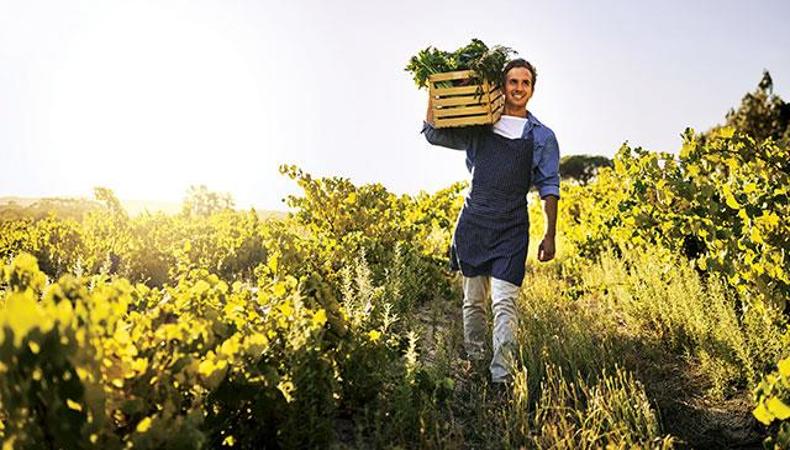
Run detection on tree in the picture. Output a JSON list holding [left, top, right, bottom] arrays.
[[704, 70, 790, 147], [94, 187, 127, 218], [559, 154, 613, 185]]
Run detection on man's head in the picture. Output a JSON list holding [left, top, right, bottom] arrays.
[[501, 58, 537, 111]]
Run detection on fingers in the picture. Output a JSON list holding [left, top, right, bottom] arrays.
[[537, 240, 555, 262]]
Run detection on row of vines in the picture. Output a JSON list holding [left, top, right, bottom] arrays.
[[1, 77, 789, 447], [0, 168, 468, 449]]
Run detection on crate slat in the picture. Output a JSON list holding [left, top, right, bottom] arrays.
[[433, 95, 488, 107], [434, 104, 490, 119], [428, 70, 475, 82], [491, 102, 503, 119], [428, 70, 504, 128], [433, 115, 495, 128], [431, 85, 483, 97]]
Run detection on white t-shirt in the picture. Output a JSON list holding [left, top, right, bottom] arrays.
[[492, 115, 528, 139]]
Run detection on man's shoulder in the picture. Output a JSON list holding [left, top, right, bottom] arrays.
[[528, 113, 557, 142]]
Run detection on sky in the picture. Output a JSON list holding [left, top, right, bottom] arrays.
[[2, 0, 789, 211]]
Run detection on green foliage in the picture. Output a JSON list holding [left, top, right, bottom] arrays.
[[556, 73, 790, 312], [704, 70, 790, 147], [559, 154, 613, 185], [405, 38, 516, 89], [0, 216, 84, 279], [93, 187, 127, 219], [0, 167, 469, 448], [181, 185, 235, 218], [2, 68, 788, 447], [753, 356, 790, 449], [0, 253, 337, 448], [557, 127, 789, 309], [277, 164, 462, 307], [0, 197, 101, 221], [404, 46, 452, 89]]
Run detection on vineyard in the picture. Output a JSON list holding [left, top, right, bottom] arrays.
[[1, 77, 789, 449]]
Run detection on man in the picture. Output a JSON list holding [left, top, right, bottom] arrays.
[[421, 58, 560, 385]]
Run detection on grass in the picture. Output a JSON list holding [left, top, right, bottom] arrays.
[[364, 242, 787, 449]]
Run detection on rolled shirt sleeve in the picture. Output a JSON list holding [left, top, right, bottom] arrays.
[[533, 131, 561, 199]]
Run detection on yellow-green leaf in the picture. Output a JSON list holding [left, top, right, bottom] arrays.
[[779, 357, 790, 378], [267, 254, 279, 273], [680, 142, 692, 159], [3, 436, 17, 450], [687, 164, 700, 177], [2, 292, 48, 347], [273, 282, 287, 298], [751, 227, 764, 244], [766, 397, 790, 420], [722, 186, 740, 209], [753, 401, 775, 425], [312, 309, 327, 328], [136, 416, 153, 433], [66, 398, 83, 412], [132, 358, 148, 374], [718, 126, 735, 139]]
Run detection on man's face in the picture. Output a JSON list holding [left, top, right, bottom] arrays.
[[503, 67, 534, 110]]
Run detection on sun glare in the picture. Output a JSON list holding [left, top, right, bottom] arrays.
[[43, 3, 271, 204]]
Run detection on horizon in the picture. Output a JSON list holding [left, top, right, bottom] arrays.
[[0, 194, 281, 216], [2, 0, 789, 210]]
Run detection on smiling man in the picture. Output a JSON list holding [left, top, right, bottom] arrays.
[[421, 58, 560, 385]]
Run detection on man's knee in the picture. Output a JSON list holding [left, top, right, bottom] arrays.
[[490, 278, 520, 305], [463, 275, 490, 302]]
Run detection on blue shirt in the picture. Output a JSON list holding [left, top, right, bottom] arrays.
[[421, 111, 561, 199]]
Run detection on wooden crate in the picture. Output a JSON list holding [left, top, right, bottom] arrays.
[[428, 69, 504, 128]]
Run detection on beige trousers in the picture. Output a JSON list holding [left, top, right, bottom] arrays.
[[462, 275, 520, 383]]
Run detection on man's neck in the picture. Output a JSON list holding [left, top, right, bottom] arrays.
[[503, 105, 528, 118]]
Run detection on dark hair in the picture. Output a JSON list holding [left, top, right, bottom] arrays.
[[502, 58, 537, 89]]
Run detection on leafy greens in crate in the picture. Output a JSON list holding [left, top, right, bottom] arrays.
[[405, 39, 516, 89]]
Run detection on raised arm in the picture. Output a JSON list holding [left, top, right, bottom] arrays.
[[421, 93, 474, 151]]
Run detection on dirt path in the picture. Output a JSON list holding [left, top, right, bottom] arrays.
[[413, 283, 768, 449]]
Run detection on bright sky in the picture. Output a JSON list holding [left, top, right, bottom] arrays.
[[2, 0, 789, 210]]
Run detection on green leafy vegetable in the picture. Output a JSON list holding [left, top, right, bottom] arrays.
[[405, 38, 516, 89]]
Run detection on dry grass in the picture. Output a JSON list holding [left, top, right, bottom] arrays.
[[399, 243, 786, 449]]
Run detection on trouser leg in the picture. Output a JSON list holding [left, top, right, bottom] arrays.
[[490, 278, 520, 382], [462, 275, 489, 360]]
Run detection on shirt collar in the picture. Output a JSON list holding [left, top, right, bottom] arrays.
[[526, 110, 543, 128], [521, 111, 543, 137]]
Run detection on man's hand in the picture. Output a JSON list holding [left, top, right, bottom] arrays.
[[537, 235, 556, 262]]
